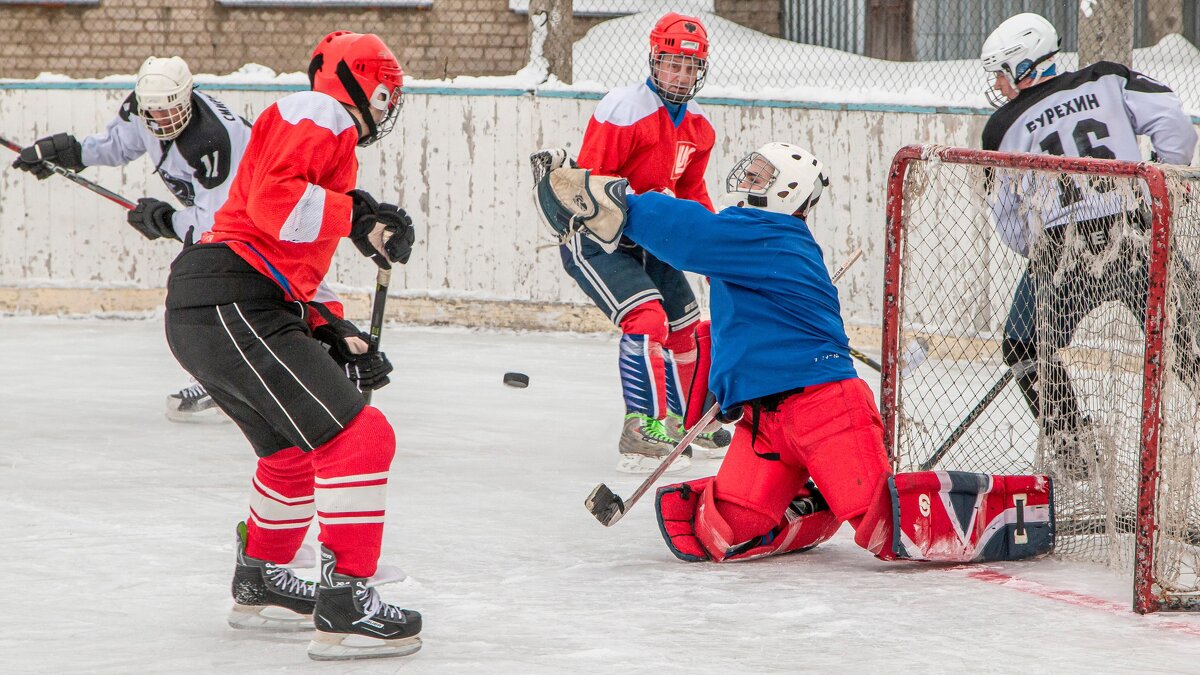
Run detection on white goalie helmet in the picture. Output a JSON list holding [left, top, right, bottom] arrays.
[[980, 13, 1060, 104], [720, 142, 829, 217], [135, 56, 194, 141]]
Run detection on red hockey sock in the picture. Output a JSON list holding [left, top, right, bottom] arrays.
[[665, 321, 699, 420], [619, 302, 670, 418], [245, 446, 315, 564], [311, 406, 397, 578]]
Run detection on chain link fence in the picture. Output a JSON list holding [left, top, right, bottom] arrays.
[[568, 0, 1200, 113]]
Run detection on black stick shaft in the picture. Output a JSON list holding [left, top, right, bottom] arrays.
[[363, 267, 391, 406], [0, 134, 136, 210], [918, 368, 1014, 471]]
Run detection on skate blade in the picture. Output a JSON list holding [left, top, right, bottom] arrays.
[[228, 604, 313, 632], [164, 400, 231, 424], [616, 453, 690, 475], [307, 631, 422, 661]]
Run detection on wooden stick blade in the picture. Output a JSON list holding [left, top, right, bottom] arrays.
[[585, 483, 626, 527]]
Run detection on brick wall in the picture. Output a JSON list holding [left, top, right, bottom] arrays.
[[0, 1, 530, 79], [0, 1, 780, 80]]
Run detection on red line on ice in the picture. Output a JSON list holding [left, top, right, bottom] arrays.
[[968, 569, 1200, 637]]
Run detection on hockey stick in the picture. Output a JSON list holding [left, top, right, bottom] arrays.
[[824, 248, 928, 375], [917, 368, 1014, 471], [850, 337, 929, 375], [586, 401, 721, 527], [362, 266, 391, 406], [0, 134, 136, 210], [584, 248, 866, 527]]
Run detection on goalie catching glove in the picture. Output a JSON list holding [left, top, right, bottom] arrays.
[[11, 133, 85, 179], [529, 147, 629, 254], [313, 317, 394, 392], [348, 189, 415, 269]]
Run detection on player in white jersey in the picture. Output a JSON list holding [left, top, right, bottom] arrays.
[[980, 12, 1198, 478], [12, 56, 253, 423]]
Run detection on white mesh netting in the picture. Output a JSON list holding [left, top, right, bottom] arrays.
[[883, 145, 1200, 612]]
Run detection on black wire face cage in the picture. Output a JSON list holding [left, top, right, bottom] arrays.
[[649, 52, 708, 105], [336, 59, 403, 147], [983, 70, 1010, 108], [366, 101, 402, 146], [725, 152, 778, 207]]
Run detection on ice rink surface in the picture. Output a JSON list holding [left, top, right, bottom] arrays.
[[3, 315, 1200, 674]]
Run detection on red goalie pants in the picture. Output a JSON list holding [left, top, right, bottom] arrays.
[[710, 378, 892, 545], [243, 406, 396, 578]]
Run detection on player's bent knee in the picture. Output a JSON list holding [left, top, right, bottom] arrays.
[[855, 471, 1054, 562], [319, 406, 396, 471], [619, 301, 669, 343]]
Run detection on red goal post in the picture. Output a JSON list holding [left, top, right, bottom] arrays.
[[880, 143, 1200, 614]]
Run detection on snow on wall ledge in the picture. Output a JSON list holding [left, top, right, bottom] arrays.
[[0, 84, 988, 331]]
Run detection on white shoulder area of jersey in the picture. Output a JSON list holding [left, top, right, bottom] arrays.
[[684, 99, 709, 119], [275, 91, 356, 136], [592, 83, 664, 127]]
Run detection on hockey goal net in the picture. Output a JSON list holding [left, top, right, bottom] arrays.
[[881, 144, 1200, 613]]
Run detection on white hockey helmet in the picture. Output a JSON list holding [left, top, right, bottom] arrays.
[[134, 56, 194, 141], [980, 13, 1060, 104], [721, 143, 829, 217]]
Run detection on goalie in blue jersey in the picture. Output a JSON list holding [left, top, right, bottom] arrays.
[[532, 145, 1056, 564]]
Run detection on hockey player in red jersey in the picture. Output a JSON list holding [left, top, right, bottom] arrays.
[[562, 12, 729, 474], [532, 145, 1055, 565], [163, 31, 420, 661]]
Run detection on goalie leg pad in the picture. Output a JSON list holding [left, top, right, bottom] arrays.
[[695, 483, 840, 563], [655, 477, 715, 562], [682, 320, 712, 430], [857, 471, 1054, 562]]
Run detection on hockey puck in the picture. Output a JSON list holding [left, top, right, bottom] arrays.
[[503, 372, 530, 388]]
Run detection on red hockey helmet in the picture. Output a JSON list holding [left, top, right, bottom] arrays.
[[308, 31, 404, 146], [648, 13, 709, 105]]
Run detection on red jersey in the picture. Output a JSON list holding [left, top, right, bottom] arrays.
[[206, 90, 358, 303], [577, 80, 715, 211]]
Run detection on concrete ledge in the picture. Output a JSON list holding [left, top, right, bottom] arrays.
[[0, 287, 619, 333]]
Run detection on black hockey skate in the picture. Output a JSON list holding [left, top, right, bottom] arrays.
[[228, 522, 317, 631], [308, 545, 422, 661], [165, 381, 229, 424]]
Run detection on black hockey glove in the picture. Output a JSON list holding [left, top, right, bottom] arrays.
[[348, 189, 416, 269], [11, 133, 85, 179], [126, 198, 179, 241], [313, 317, 394, 391]]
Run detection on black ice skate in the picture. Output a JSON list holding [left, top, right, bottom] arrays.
[[165, 381, 229, 424], [228, 521, 316, 631], [308, 545, 422, 661]]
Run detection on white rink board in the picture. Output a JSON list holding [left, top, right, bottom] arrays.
[[0, 84, 995, 327]]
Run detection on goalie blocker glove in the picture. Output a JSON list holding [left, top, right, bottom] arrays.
[[529, 148, 629, 253], [348, 189, 416, 269], [11, 133, 85, 179], [127, 197, 180, 241], [313, 317, 394, 391]]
